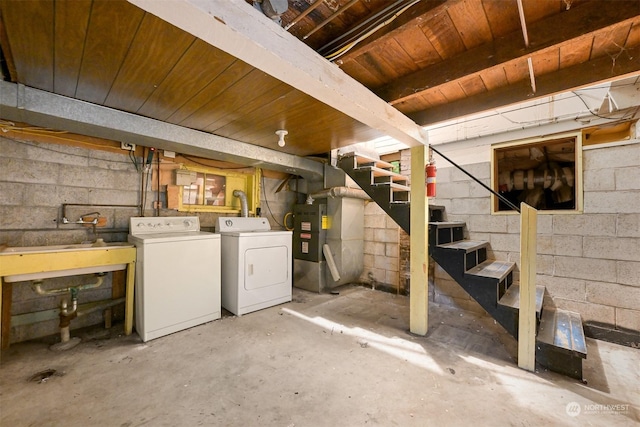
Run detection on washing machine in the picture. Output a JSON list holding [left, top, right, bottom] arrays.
[[216, 217, 292, 316], [129, 216, 220, 342]]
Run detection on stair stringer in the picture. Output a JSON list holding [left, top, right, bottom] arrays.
[[430, 247, 519, 338]]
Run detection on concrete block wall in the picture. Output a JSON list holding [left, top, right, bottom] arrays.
[[0, 135, 144, 343], [361, 139, 639, 335], [0, 135, 296, 343], [430, 142, 640, 334], [360, 202, 401, 292]]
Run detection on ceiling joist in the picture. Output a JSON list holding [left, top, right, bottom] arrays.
[[375, 1, 640, 106], [409, 45, 640, 126]]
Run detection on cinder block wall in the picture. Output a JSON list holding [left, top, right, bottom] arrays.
[[360, 139, 639, 334], [0, 135, 295, 343], [429, 142, 640, 333], [0, 136, 144, 342], [361, 202, 401, 292]]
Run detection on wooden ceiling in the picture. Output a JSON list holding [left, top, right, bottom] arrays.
[[1, 0, 639, 157]]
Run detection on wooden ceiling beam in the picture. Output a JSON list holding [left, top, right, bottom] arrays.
[[375, 1, 640, 104], [128, 0, 427, 148], [408, 45, 640, 126]]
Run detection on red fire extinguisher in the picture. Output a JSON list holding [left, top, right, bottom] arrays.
[[426, 161, 436, 197]]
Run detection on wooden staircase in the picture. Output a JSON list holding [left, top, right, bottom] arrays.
[[338, 152, 587, 380]]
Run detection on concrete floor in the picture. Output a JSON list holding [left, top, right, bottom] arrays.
[[1, 286, 638, 426]]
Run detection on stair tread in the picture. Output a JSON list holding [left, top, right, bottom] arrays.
[[537, 308, 587, 357], [374, 182, 410, 192], [466, 260, 514, 280], [342, 152, 395, 169], [429, 221, 466, 228], [358, 166, 406, 181], [498, 284, 545, 314], [437, 240, 488, 252]]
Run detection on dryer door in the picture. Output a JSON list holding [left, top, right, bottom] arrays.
[[244, 245, 289, 290]]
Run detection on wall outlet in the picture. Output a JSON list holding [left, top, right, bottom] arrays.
[[121, 142, 136, 151]]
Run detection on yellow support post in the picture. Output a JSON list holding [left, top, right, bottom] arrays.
[[518, 202, 537, 371], [410, 145, 428, 335]]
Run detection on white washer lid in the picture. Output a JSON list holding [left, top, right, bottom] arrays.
[[216, 217, 271, 233], [128, 231, 218, 244]]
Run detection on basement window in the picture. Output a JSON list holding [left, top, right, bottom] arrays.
[[491, 132, 583, 213], [169, 166, 261, 214]]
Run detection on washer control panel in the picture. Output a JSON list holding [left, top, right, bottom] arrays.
[[130, 216, 200, 235]]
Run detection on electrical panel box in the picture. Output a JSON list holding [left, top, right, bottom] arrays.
[[293, 203, 327, 262]]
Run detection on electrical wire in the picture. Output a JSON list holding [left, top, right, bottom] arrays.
[[324, 0, 421, 62], [260, 175, 285, 228], [317, 0, 407, 55], [156, 150, 160, 217], [181, 154, 254, 170], [571, 90, 635, 121]]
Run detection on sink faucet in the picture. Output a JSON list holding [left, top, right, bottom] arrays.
[[62, 212, 101, 224]]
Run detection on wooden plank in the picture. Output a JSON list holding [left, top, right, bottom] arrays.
[[518, 202, 537, 372], [407, 44, 640, 126], [422, 11, 466, 60], [458, 74, 488, 97], [336, 0, 448, 63], [137, 38, 236, 121], [478, 66, 508, 91], [0, 0, 54, 91], [125, 261, 135, 336], [75, 0, 145, 104], [559, 37, 593, 68], [129, 0, 427, 148], [111, 270, 126, 320], [410, 145, 428, 335], [0, 247, 136, 277], [446, 0, 493, 49], [591, 21, 635, 57], [375, 1, 640, 103], [167, 60, 255, 126], [339, 57, 384, 88], [1, 281, 11, 349], [532, 48, 561, 76], [393, 25, 441, 68], [371, 37, 419, 80], [482, 0, 520, 38], [503, 57, 530, 85], [353, 51, 389, 84], [201, 73, 289, 132], [105, 13, 195, 113], [438, 81, 467, 102], [53, 0, 91, 97]]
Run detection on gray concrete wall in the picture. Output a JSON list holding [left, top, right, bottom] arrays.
[[0, 136, 143, 342], [0, 135, 296, 343]]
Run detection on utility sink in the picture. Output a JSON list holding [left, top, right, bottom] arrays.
[[0, 242, 135, 283]]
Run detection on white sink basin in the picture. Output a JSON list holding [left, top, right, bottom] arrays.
[[1, 242, 134, 283]]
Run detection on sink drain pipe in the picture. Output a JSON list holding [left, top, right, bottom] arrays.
[[30, 274, 114, 350], [31, 273, 106, 296]]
